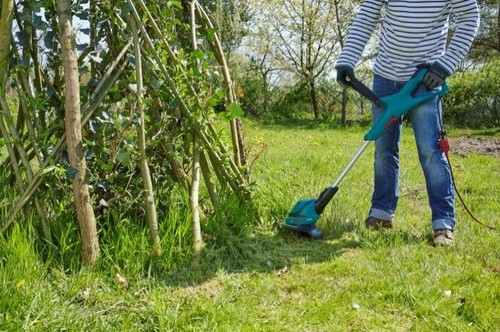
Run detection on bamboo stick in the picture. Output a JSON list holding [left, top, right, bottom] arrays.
[[126, 1, 244, 196], [190, 0, 204, 257], [200, 151, 219, 208], [134, 0, 247, 185], [128, 10, 161, 256], [194, 1, 247, 167]]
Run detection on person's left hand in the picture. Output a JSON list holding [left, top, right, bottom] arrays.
[[335, 65, 355, 87], [422, 63, 450, 90]]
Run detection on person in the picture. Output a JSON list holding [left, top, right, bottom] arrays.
[[335, 0, 480, 246]]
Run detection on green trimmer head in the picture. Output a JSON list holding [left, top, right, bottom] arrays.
[[283, 186, 339, 239]]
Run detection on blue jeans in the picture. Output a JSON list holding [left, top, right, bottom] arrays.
[[368, 74, 455, 230]]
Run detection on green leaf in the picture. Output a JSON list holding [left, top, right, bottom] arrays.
[[161, 9, 174, 17], [208, 95, 220, 107], [41, 165, 57, 176], [169, 98, 181, 110], [208, 90, 225, 107], [222, 103, 244, 121], [117, 151, 131, 167], [66, 166, 79, 182], [205, 28, 218, 43], [191, 49, 204, 60], [100, 163, 113, 172], [151, 79, 164, 90]]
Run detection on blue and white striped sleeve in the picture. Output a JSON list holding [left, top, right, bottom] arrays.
[[437, 0, 480, 74], [335, 0, 385, 68]]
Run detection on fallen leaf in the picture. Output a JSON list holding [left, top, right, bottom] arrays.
[[115, 273, 129, 289], [79, 287, 90, 299], [276, 266, 288, 276], [16, 279, 25, 289]]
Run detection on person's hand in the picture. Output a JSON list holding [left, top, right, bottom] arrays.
[[422, 63, 450, 90], [335, 65, 355, 87]]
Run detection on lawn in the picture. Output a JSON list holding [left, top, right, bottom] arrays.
[[1, 119, 499, 331]]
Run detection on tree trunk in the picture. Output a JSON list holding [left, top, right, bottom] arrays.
[[0, 0, 17, 187], [57, 0, 100, 266], [341, 87, 348, 126], [309, 78, 319, 119], [0, 0, 14, 90], [497, 1, 500, 52]]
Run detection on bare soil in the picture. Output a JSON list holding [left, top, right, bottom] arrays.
[[450, 137, 500, 157]]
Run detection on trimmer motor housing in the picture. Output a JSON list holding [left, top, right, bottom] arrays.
[[283, 186, 339, 239]]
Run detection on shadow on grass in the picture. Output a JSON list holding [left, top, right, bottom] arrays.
[[358, 228, 431, 249], [475, 128, 500, 137], [158, 224, 361, 287], [255, 118, 371, 131], [158, 220, 433, 287], [155, 213, 432, 286]]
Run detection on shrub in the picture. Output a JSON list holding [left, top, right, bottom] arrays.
[[444, 58, 500, 128]]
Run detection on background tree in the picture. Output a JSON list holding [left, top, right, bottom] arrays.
[[333, 0, 363, 125], [236, 1, 284, 116], [198, 0, 251, 59], [262, 0, 339, 119], [243, 0, 364, 121], [442, 0, 499, 126], [469, 0, 499, 62]]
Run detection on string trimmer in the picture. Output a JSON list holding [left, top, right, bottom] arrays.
[[283, 68, 449, 239]]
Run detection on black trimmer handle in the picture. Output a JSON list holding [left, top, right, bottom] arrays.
[[314, 186, 339, 214], [345, 77, 382, 108]]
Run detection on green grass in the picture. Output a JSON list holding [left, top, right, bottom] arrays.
[[1, 119, 499, 331]]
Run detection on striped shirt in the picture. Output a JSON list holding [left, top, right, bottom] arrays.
[[336, 0, 480, 81]]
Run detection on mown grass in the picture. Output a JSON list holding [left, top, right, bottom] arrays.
[[1, 119, 499, 331]]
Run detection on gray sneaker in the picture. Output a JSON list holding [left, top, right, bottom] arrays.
[[365, 216, 394, 230], [433, 229, 454, 246]]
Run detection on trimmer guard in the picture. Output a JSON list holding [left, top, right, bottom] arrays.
[[285, 199, 320, 226], [284, 199, 323, 239], [282, 223, 323, 239]]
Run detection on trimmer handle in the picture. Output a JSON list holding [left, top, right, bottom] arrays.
[[364, 69, 449, 141], [314, 186, 339, 214], [345, 76, 383, 108]]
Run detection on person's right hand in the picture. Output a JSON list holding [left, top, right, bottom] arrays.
[[335, 65, 355, 87], [422, 63, 449, 90]]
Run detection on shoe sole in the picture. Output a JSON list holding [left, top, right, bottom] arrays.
[[365, 222, 394, 230]]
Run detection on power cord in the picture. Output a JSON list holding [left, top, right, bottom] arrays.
[[438, 129, 496, 231], [437, 95, 496, 230]]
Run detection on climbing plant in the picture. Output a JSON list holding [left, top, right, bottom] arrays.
[[0, 0, 250, 265]]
